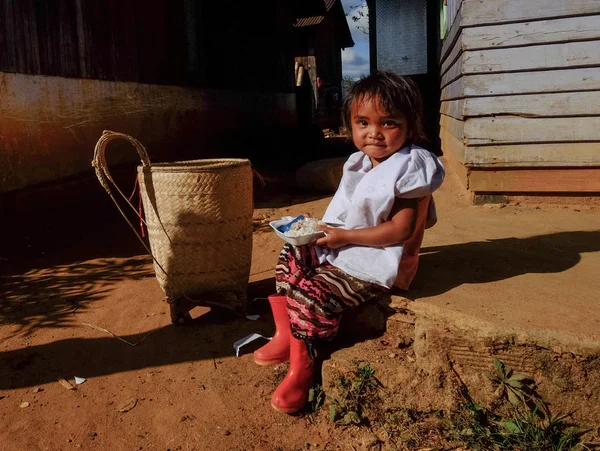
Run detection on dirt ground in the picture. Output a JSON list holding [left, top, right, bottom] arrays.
[[1, 158, 599, 450]]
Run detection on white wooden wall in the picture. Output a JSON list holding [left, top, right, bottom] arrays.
[[439, 0, 600, 192]]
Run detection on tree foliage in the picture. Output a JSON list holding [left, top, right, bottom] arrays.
[[345, 2, 369, 36]]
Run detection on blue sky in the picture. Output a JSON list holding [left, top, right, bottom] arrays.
[[341, 0, 370, 79]]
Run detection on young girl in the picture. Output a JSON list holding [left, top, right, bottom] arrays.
[[254, 71, 445, 413]]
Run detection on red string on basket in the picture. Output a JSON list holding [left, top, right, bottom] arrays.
[[127, 175, 146, 238]]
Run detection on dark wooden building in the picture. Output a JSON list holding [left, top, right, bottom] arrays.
[[0, 0, 353, 205]]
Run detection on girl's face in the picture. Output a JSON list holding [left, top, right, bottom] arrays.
[[350, 95, 408, 167]]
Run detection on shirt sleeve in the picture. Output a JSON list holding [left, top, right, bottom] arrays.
[[395, 147, 445, 199]]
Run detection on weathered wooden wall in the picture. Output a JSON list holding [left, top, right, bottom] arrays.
[[0, 73, 296, 194], [439, 0, 600, 194], [0, 0, 296, 91], [0, 0, 186, 84], [0, 0, 303, 196]]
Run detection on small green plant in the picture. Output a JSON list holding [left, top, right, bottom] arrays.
[[452, 359, 592, 451], [453, 401, 591, 450], [302, 383, 325, 424], [307, 383, 325, 413], [327, 360, 382, 425], [485, 358, 545, 415]]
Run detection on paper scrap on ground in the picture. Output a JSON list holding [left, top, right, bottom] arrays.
[[245, 314, 260, 321], [74, 376, 87, 385], [233, 333, 271, 357]]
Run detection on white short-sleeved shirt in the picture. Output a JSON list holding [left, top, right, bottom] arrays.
[[316, 145, 445, 288]]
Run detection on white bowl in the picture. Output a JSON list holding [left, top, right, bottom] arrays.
[[269, 217, 325, 246]]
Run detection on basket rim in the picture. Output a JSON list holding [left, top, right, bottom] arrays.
[[137, 158, 251, 172]]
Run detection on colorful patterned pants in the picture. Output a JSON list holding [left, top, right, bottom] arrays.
[[275, 243, 387, 341]]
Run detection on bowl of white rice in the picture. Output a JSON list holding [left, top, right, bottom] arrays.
[[270, 216, 327, 246]]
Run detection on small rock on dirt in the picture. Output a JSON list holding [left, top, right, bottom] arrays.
[[117, 398, 138, 412]]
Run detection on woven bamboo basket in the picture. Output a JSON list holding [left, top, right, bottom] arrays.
[[92, 131, 253, 321]]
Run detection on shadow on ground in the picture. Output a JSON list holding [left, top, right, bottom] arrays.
[[0, 278, 280, 390], [410, 230, 600, 298], [0, 257, 154, 330], [0, 309, 247, 391], [3, 203, 598, 391]]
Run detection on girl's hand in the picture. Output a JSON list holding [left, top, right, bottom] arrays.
[[315, 226, 350, 249], [314, 198, 418, 249]]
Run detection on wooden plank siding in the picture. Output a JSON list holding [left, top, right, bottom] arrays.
[[441, 125, 600, 169], [460, 0, 600, 27], [440, 8, 463, 63], [462, 40, 600, 74], [440, 4, 600, 68], [440, 125, 470, 189], [440, 26, 462, 76], [464, 117, 600, 146], [442, 67, 600, 100], [446, 0, 463, 28], [441, 91, 600, 120], [441, 119, 600, 168], [461, 15, 600, 50], [441, 15, 600, 85], [443, 40, 600, 89], [466, 143, 600, 167], [440, 125, 465, 163], [438, 1, 600, 195], [439, 114, 465, 145], [441, 52, 462, 88], [440, 98, 465, 120], [469, 168, 600, 193]]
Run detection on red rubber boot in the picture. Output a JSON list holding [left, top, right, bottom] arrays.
[[271, 335, 316, 413], [253, 295, 291, 365]]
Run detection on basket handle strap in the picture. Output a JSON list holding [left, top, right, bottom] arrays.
[[91, 131, 171, 286], [92, 130, 152, 223], [92, 130, 150, 193]]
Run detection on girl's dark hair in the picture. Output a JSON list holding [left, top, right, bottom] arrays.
[[341, 71, 426, 144]]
